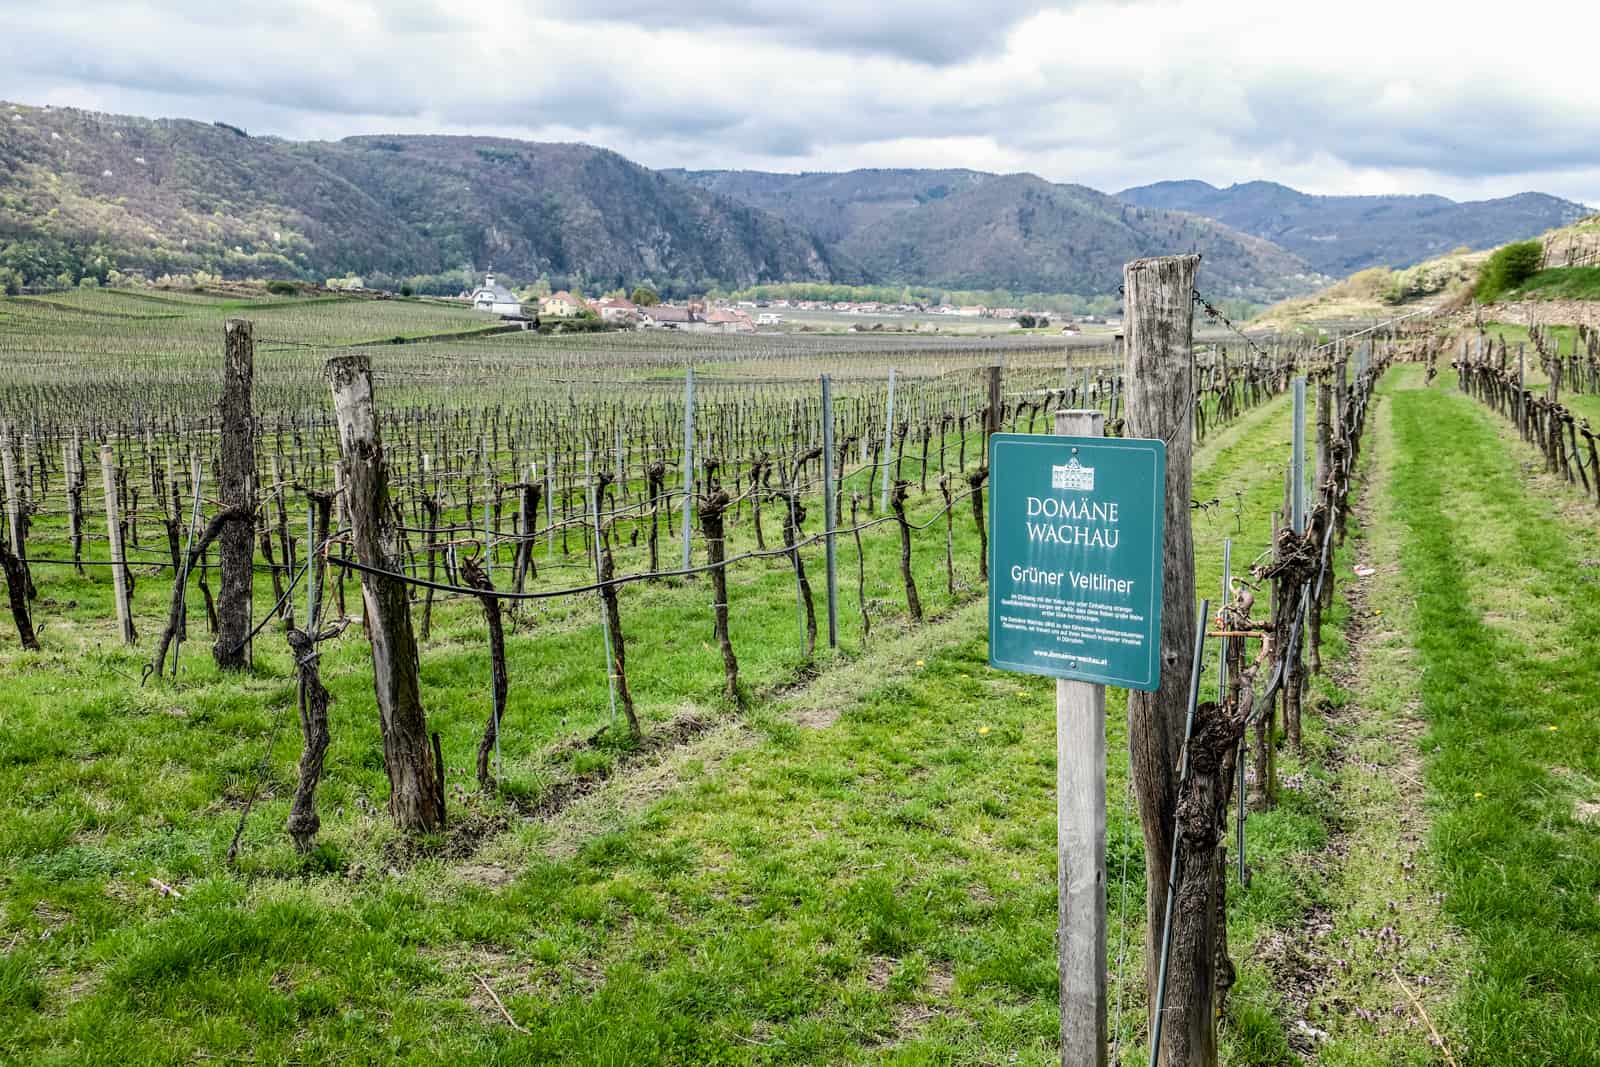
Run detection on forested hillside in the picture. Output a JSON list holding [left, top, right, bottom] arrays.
[[833, 173, 1315, 302], [0, 103, 843, 294], [674, 168, 1323, 301]]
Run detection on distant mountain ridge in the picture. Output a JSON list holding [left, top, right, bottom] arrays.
[[669, 167, 1321, 301], [662, 168, 994, 245], [1, 99, 1582, 302], [1115, 179, 1592, 276]]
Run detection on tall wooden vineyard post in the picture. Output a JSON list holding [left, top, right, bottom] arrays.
[[325, 354, 443, 833], [1121, 255, 1205, 1065], [100, 444, 135, 645], [215, 319, 255, 670]]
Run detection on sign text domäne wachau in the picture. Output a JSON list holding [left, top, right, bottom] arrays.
[[987, 434, 1166, 690]]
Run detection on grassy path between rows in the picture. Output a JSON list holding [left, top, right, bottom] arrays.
[[1221, 365, 1466, 1066], [1380, 364, 1600, 1064], [1225, 361, 1600, 1066]]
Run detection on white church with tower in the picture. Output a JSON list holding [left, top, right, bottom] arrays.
[[469, 270, 525, 317]]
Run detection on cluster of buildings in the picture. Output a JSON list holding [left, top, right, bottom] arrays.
[[633, 302, 759, 333], [753, 298, 1048, 320], [463, 273, 1081, 332], [465, 273, 765, 332]]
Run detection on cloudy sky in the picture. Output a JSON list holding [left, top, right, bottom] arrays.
[[2, 0, 1596, 204]]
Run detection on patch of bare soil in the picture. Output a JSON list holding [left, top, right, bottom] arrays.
[[520, 709, 716, 819], [858, 957, 957, 1045], [424, 943, 544, 1030], [792, 704, 841, 729], [454, 863, 515, 887]]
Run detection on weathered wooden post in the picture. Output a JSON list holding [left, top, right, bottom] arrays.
[[680, 367, 695, 570], [985, 364, 1002, 458], [0, 422, 37, 650], [215, 319, 255, 670], [1, 422, 25, 583], [1054, 408, 1107, 1067], [1121, 254, 1202, 1064], [325, 354, 443, 833], [100, 444, 136, 645]]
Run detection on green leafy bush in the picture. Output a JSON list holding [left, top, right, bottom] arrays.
[[1475, 241, 1543, 302], [265, 279, 298, 296]]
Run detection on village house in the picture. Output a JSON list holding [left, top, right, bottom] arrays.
[[703, 307, 755, 333], [540, 290, 584, 318], [470, 272, 524, 317], [590, 296, 640, 325], [640, 304, 695, 328]]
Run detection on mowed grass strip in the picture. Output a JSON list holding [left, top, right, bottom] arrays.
[[1220, 368, 1468, 1067], [1385, 365, 1600, 1065]]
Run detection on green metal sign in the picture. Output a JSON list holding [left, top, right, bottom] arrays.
[[988, 433, 1166, 690]]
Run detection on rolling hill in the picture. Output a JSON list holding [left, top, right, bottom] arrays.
[[5, 98, 1580, 304], [832, 173, 1314, 301], [0, 102, 845, 292], [1116, 179, 1591, 276], [663, 168, 994, 245], [671, 168, 1323, 301]]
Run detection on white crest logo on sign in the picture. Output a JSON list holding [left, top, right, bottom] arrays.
[[1052, 457, 1095, 492]]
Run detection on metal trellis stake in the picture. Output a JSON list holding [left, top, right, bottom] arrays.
[[880, 368, 896, 513], [305, 499, 317, 634], [820, 374, 838, 648], [681, 367, 695, 570], [1291, 377, 1307, 533], [1149, 599, 1211, 1067]]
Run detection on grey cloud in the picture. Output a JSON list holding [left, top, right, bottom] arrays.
[[538, 0, 1051, 64], [1238, 76, 1600, 178]]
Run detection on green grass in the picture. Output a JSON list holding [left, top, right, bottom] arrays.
[[1475, 322, 1600, 425], [1195, 362, 1600, 1066], [16, 360, 1575, 1065], [0, 387, 1313, 1063], [1512, 265, 1600, 302], [1382, 364, 1600, 1064]]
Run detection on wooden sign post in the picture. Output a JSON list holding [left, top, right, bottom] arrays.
[[988, 409, 1167, 1067], [1054, 408, 1107, 1067]]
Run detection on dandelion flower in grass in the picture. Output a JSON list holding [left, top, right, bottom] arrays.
[[1547, 725, 1558, 731], [915, 659, 925, 667], [1474, 791, 1484, 799], [979, 726, 991, 736]]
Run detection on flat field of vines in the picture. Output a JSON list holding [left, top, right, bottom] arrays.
[[0, 288, 1595, 1066]]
